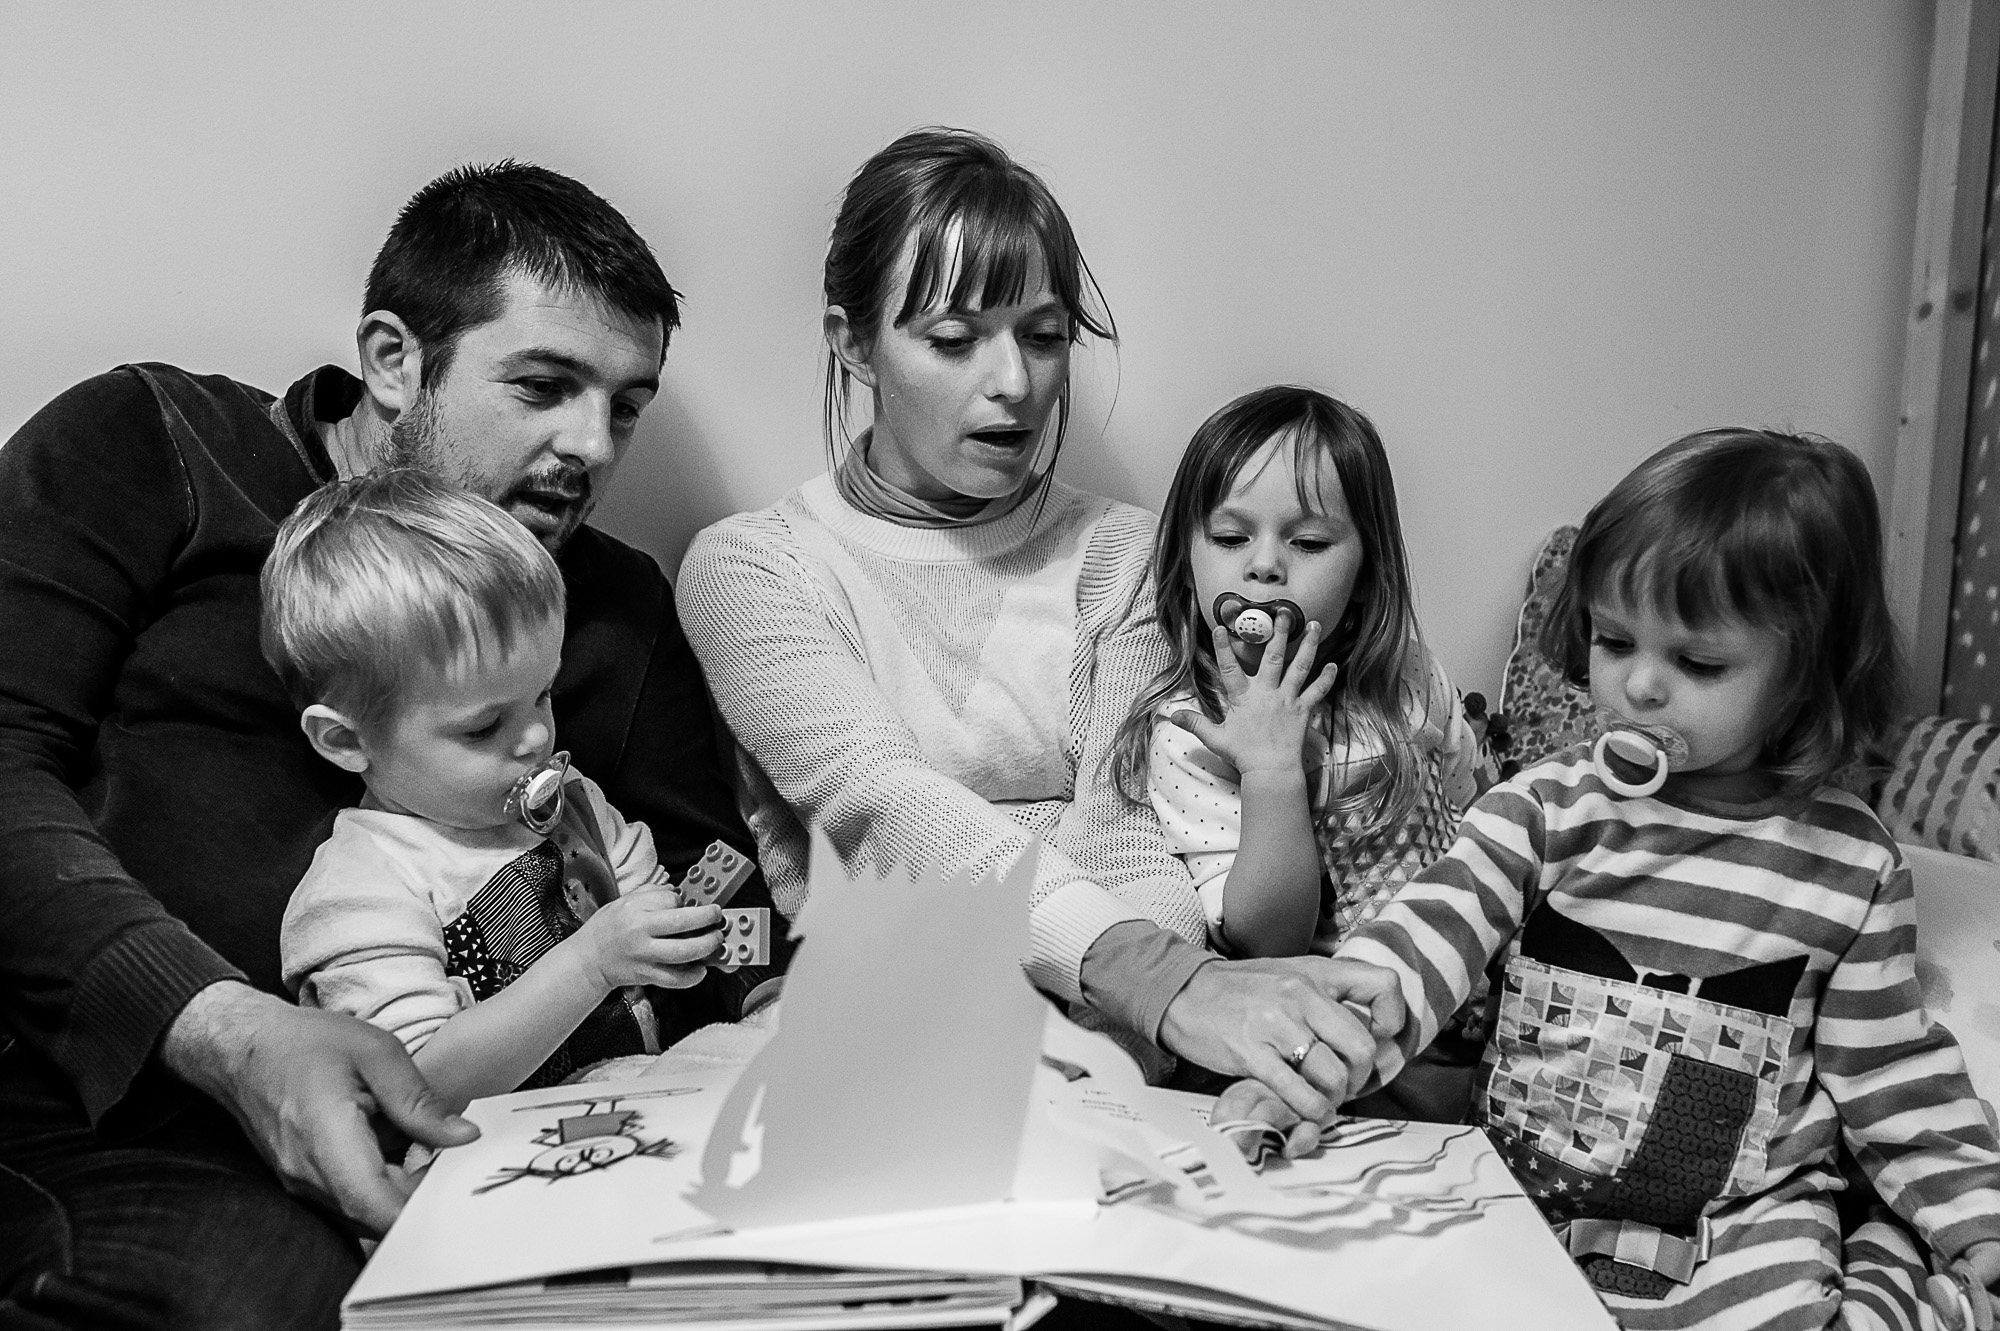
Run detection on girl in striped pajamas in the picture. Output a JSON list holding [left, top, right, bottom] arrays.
[[1326, 429, 2000, 1328]]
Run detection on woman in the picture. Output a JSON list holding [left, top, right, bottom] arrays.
[[677, 128, 1391, 1128]]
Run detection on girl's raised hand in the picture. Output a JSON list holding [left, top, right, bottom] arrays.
[[1171, 612, 1337, 777]]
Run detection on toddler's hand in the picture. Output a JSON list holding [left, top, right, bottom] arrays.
[[1172, 614, 1337, 778], [578, 887, 723, 992], [1945, 1240, 2000, 1329], [1212, 1077, 1324, 1162]]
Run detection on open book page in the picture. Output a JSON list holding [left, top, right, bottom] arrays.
[[350, 1057, 1611, 1331], [348, 838, 1611, 1330]]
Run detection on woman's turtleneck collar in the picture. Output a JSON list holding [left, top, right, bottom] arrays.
[[832, 431, 1039, 529]]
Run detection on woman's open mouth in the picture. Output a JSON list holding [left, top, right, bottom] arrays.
[[966, 427, 1033, 452]]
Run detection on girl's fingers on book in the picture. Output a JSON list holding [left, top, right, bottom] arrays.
[[1211, 1080, 1324, 1164], [1281, 1119, 1324, 1159]]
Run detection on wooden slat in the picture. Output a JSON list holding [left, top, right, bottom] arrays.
[[1890, 0, 2000, 714]]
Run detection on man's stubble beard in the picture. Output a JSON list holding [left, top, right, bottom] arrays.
[[384, 390, 470, 486], [387, 390, 593, 554]]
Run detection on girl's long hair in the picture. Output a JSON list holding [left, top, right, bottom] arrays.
[[1113, 386, 1433, 837], [1539, 428, 1903, 793]]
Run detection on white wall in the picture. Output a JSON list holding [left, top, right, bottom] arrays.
[[0, 1, 1931, 697]]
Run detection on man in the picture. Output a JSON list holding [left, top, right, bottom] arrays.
[[0, 162, 784, 1330]]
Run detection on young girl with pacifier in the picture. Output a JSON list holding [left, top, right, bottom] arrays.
[[1313, 428, 2000, 1328], [1115, 385, 1478, 968]]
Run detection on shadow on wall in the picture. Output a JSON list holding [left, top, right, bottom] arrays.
[[1059, 347, 1158, 516], [592, 387, 729, 581]]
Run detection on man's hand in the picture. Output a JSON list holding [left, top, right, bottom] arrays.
[[1157, 955, 1404, 1124], [160, 981, 479, 1236]]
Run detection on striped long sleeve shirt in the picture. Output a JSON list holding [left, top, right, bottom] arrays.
[[1339, 749, 2000, 1263]]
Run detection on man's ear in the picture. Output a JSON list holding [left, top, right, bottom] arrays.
[[355, 309, 424, 419], [823, 306, 877, 389], [301, 704, 371, 774]]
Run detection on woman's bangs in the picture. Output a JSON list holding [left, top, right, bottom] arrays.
[[893, 194, 1082, 329]]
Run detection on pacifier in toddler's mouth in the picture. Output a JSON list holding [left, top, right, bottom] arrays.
[[1212, 592, 1307, 645], [504, 750, 571, 835], [1590, 713, 1691, 798]]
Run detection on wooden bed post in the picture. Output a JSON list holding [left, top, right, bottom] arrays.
[[1889, 0, 2000, 714]]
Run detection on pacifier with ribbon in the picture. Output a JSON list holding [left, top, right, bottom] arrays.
[[1590, 713, 1690, 798], [504, 750, 572, 835], [1212, 592, 1307, 645]]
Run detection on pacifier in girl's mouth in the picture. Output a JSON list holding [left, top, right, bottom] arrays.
[[504, 750, 571, 835], [1212, 592, 1307, 644], [1590, 712, 1691, 798]]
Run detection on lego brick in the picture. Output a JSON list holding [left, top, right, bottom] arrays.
[[712, 907, 769, 973], [680, 840, 755, 908]]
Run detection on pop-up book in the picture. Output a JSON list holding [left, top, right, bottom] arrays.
[[344, 838, 1612, 1330]]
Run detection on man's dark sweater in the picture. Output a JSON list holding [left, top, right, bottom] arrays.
[[0, 363, 780, 1143]]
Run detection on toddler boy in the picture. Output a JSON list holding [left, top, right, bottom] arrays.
[[271, 469, 728, 1111]]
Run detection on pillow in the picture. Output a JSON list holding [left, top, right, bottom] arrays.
[[1901, 843, 2000, 1117], [1495, 526, 1595, 773], [1876, 716, 2000, 861]]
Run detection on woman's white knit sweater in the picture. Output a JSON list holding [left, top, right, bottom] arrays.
[[676, 473, 1205, 1004]]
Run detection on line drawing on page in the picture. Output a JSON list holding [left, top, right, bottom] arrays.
[[475, 1087, 699, 1194]]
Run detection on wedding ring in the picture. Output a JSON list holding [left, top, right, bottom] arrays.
[[1285, 1042, 1314, 1070]]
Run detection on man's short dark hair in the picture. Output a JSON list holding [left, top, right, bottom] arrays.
[[364, 160, 682, 387]]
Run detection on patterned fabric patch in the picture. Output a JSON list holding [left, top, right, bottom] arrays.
[[1874, 714, 2000, 861], [1319, 748, 1460, 936], [1604, 1054, 1755, 1227], [441, 911, 505, 1002], [1480, 955, 1791, 1212], [462, 841, 574, 976], [1496, 527, 1596, 770], [1318, 749, 1491, 1049], [441, 839, 650, 1091], [1581, 1254, 1676, 1301]]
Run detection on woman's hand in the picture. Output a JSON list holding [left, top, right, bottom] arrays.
[[578, 887, 723, 992], [1159, 954, 1404, 1123], [1171, 614, 1336, 779]]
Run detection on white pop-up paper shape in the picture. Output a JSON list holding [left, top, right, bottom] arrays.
[[690, 834, 1066, 1227]]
